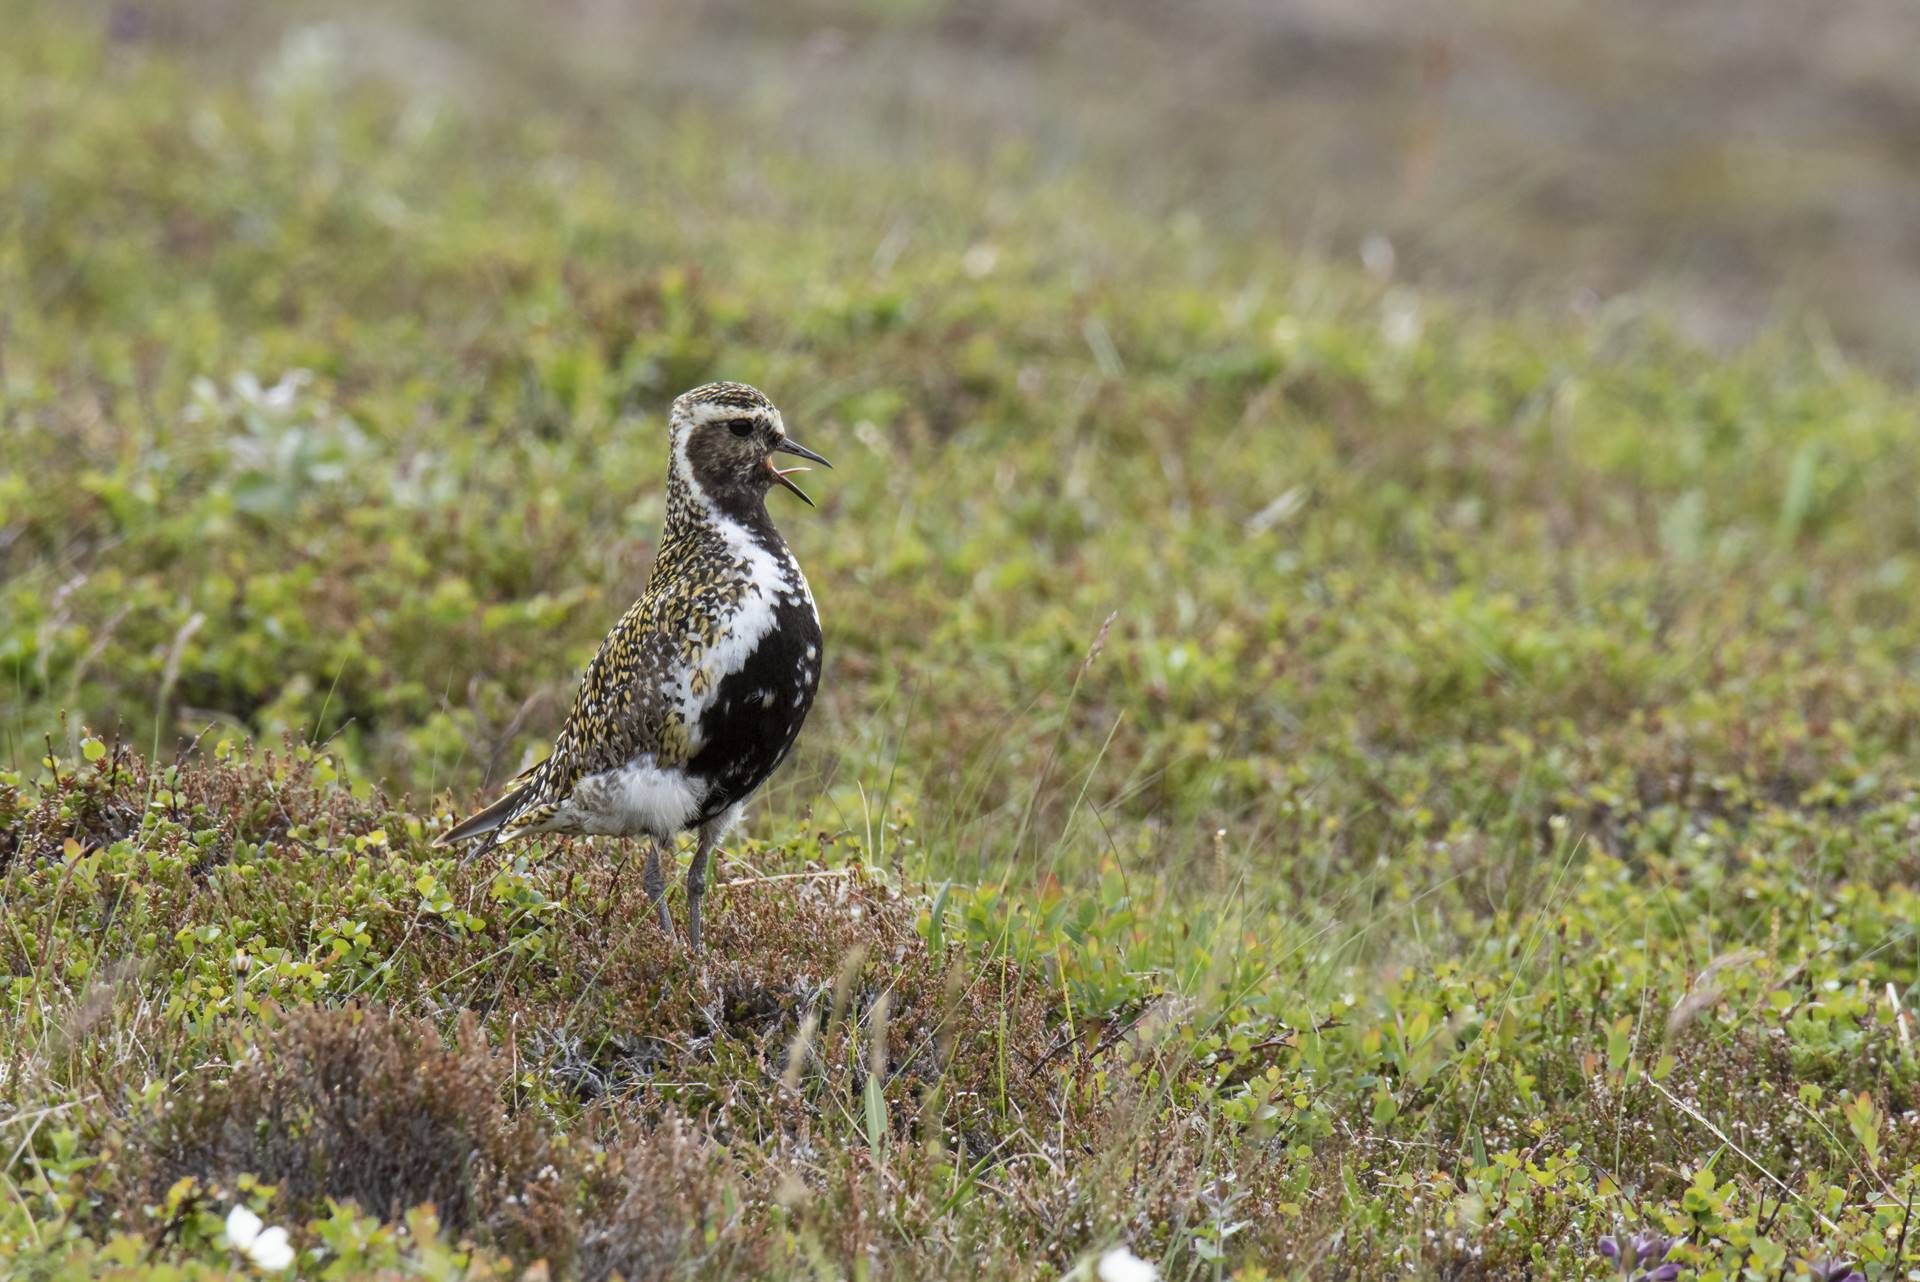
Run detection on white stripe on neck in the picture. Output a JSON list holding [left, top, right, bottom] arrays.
[[664, 428, 816, 754]]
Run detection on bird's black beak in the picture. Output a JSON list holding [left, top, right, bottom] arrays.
[[769, 436, 831, 507]]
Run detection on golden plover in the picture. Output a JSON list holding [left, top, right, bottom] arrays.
[[439, 381, 829, 951]]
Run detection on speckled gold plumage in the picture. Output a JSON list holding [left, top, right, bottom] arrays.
[[484, 384, 782, 842], [438, 382, 827, 951]]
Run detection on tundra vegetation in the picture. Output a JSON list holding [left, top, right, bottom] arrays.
[[4, 5, 1920, 1279]]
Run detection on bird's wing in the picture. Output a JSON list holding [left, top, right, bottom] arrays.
[[438, 593, 686, 847], [546, 598, 687, 784]]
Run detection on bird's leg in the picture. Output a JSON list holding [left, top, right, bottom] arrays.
[[641, 838, 672, 936], [685, 830, 717, 954], [685, 807, 741, 956]]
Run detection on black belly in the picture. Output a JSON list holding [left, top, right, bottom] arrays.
[[685, 600, 823, 821]]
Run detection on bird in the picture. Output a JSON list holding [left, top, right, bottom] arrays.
[[437, 381, 830, 952]]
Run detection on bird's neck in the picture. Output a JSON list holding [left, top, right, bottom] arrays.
[[660, 461, 784, 566]]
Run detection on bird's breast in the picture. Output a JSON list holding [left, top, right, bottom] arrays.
[[682, 589, 822, 819]]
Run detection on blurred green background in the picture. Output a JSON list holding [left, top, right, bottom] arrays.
[[40, 0, 1920, 361], [10, 0, 1920, 824]]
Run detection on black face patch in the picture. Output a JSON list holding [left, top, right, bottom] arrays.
[[684, 418, 774, 517]]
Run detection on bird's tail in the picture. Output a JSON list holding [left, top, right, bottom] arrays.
[[435, 782, 530, 849]]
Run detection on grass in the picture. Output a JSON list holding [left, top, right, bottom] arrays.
[[5, 3, 1920, 1278]]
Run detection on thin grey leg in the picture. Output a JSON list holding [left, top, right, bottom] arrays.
[[641, 839, 672, 936], [685, 806, 741, 955], [685, 831, 714, 954], [675, 840, 706, 951]]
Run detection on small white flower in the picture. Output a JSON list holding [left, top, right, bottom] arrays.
[[1380, 288, 1423, 349], [227, 1204, 295, 1271], [1360, 233, 1397, 279], [1097, 1247, 1159, 1282], [962, 243, 999, 279]]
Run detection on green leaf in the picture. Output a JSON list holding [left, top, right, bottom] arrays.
[[864, 1074, 887, 1161]]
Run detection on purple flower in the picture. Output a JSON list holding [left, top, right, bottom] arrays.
[[1803, 1261, 1865, 1282], [1597, 1232, 1682, 1281]]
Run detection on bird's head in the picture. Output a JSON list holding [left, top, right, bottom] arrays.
[[668, 381, 830, 514]]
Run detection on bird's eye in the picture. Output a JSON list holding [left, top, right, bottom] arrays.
[[727, 418, 756, 438]]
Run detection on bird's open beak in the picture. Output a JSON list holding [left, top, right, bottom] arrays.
[[769, 437, 831, 507]]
